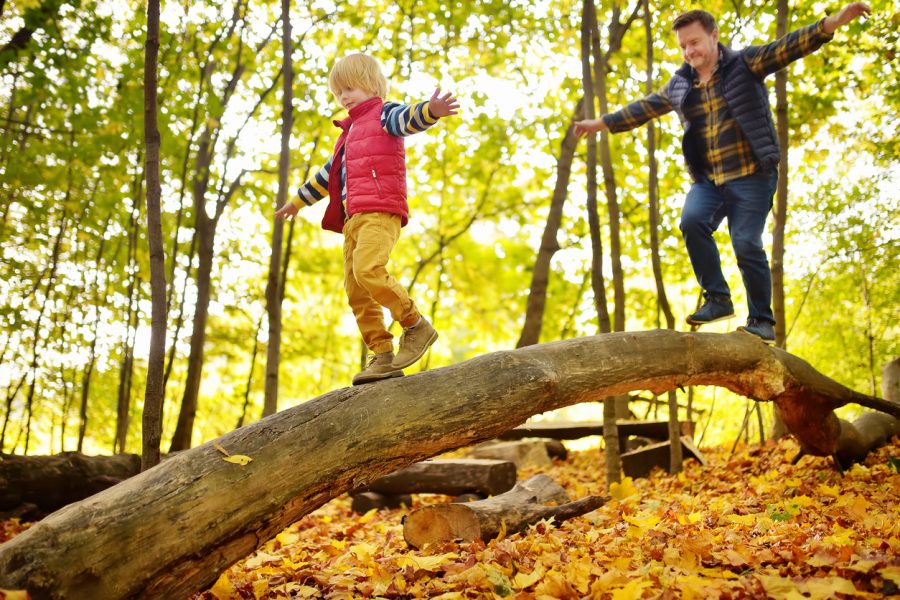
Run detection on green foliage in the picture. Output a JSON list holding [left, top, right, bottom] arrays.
[[0, 0, 895, 454]]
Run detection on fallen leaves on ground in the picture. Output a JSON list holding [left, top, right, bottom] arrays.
[[186, 436, 900, 599], [3, 438, 899, 598]]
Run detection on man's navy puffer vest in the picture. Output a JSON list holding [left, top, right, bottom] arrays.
[[665, 43, 780, 181]]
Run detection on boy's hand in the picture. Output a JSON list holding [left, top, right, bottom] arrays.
[[574, 119, 608, 138], [275, 202, 300, 220], [428, 88, 460, 118]]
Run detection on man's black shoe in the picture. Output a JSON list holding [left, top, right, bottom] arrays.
[[737, 318, 776, 344], [685, 294, 735, 326]]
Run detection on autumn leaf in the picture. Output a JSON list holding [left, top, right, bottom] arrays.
[[609, 476, 638, 502], [0, 590, 30, 600], [222, 455, 253, 465]]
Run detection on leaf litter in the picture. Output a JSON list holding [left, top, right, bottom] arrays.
[[3, 437, 899, 599]]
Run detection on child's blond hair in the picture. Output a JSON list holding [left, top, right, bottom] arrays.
[[328, 54, 389, 99]]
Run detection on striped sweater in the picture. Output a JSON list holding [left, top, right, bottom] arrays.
[[293, 100, 439, 208]]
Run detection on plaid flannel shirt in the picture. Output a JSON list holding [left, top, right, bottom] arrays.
[[603, 19, 834, 185]]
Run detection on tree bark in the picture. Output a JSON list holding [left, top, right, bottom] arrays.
[[142, 0, 166, 472], [263, 0, 293, 417], [515, 101, 581, 348], [356, 458, 516, 497], [0, 452, 140, 514], [1, 330, 897, 599], [403, 474, 606, 549]]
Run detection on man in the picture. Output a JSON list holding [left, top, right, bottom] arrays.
[[574, 3, 871, 343]]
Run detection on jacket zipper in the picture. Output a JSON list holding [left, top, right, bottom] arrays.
[[371, 168, 384, 196]]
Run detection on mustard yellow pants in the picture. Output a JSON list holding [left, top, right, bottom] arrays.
[[342, 212, 420, 354]]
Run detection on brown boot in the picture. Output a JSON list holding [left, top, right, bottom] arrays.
[[352, 352, 404, 385], [392, 317, 438, 369]]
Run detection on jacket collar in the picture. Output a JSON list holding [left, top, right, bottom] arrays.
[[333, 96, 383, 130], [675, 43, 736, 80]]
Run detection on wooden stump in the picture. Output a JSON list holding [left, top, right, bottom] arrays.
[[403, 474, 608, 549], [468, 440, 552, 469], [620, 436, 707, 479]]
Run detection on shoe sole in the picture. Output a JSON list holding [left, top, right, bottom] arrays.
[[352, 369, 404, 386], [736, 327, 776, 345], [391, 331, 439, 370], [685, 313, 735, 326]]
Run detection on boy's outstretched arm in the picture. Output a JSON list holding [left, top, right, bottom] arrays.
[[427, 87, 460, 118], [275, 159, 331, 220]]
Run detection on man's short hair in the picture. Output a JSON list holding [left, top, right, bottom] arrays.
[[329, 53, 389, 99], [672, 10, 718, 33]]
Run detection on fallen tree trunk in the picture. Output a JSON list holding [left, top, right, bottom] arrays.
[[403, 474, 605, 549], [355, 458, 517, 497], [1, 330, 898, 599], [0, 452, 140, 514]]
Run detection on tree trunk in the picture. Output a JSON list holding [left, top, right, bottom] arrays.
[[263, 0, 293, 417], [356, 458, 516, 497], [403, 474, 606, 549], [1, 331, 897, 599], [0, 452, 140, 514], [515, 100, 582, 348], [772, 0, 789, 350], [142, 0, 166, 472]]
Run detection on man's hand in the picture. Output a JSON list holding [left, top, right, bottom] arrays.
[[275, 202, 300, 220], [823, 2, 871, 34], [428, 88, 460, 118], [573, 118, 608, 138]]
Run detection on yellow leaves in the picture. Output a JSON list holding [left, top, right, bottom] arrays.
[[209, 572, 236, 600], [180, 437, 900, 600], [823, 524, 856, 547], [817, 483, 840, 497], [396, 552, 459, 572], [0, 590, 30, 600], [609, 476, 638, 503], [213, 441, 253, 466], [610, 580, 653, 600], [676, 510, 703, 525], [512, 563, 545, 589], [726, 513, 757, 526], [881, 566, 900, 585]]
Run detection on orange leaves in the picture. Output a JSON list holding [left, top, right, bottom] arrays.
[[184, 436, 900, 599]]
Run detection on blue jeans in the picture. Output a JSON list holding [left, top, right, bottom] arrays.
[[679, 171, 778, 324]]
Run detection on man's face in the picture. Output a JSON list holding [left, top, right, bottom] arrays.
[[676, 21, 719, 73]]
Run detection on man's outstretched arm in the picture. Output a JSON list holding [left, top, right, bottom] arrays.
[[823, 2, 871, 34], [746, 2, 870, 77]]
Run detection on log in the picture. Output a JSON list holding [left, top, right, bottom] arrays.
[[1, 330, 897, 599], [468, 440, 552, 468], [355, 458, 516, 497], [402, 474, 607, 549], [0, 452, 140, 514], [498, 419, 695, 442], [350, 492, 412, 514], [620, 436, 707, 479], [833, 412, 900, 469]]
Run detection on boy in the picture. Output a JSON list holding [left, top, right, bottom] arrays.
[[276, 53, 459, 384]]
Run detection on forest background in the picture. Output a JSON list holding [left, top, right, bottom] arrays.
[[0, 0, 897, 459]]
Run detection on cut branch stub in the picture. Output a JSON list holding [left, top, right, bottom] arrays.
[[403, 474, 607, 549]]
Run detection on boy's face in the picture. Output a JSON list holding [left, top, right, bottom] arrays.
[[337, 87, 375, 111]]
